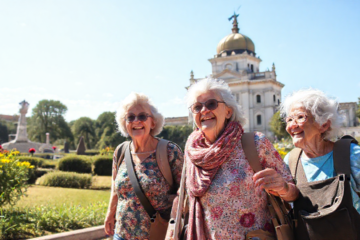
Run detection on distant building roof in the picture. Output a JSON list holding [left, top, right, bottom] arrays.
[[164, 116, 189, 126], [339, 102, 357, 108], [0, 114, 19, 122]]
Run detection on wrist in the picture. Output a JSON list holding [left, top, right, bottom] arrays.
[[277, 181, 290, 196]]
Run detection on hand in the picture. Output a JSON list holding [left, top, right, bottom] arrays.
[[252, 168, 289, 196], [104, 212, 115, 236]]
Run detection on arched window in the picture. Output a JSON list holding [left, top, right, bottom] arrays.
[[273, 95, 276, 102], [257, 115, 262, 125], [251, 64, 254, 72], [256, 95, 261, 103]]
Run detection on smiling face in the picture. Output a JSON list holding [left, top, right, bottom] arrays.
[[285, 103, 329, 149], [125, 104, 155, 140], [192, 91, 233, 143]]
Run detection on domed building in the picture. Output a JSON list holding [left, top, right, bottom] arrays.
[[188, 14, 284, 138]]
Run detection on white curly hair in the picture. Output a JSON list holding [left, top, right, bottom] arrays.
[[115, 92, 164, 137], [280, 88, 343, 140], [186, 77, 246, 125]]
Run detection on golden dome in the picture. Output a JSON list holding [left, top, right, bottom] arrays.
[[216, 13, 255, 56], [216, 33, 255, 55]]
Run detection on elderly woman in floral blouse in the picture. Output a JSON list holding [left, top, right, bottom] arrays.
[[104, 92, 183, 240], [181, 78, 299, 240]]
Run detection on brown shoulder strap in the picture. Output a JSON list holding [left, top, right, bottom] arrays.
[[116, 141, 130, 171], [288, 148, 302, 181], [333, 135, 358, 176], [241, 132, 292, 226], [156, 138, 174, 189], [241, 132, 262, 172]]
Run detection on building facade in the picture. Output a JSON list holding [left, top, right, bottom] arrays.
[[339, 102, 358, 127], [164, 14, 359, 139], [188, 14, 283, 138]]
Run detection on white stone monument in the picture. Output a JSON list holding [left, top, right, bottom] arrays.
[[2, 100, 54, 153]]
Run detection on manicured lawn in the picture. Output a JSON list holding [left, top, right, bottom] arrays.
[[91, 175, 112, 190], [7, 185, 111, 209], [1, 185, 111, 239]]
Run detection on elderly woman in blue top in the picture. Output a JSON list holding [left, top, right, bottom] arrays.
[[280, 89, 360, 239]]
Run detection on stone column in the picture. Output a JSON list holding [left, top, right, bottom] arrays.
[[46, 133, 50, 145], [14, 100, 29, 143]]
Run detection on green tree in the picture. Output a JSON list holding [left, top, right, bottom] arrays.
[[94, 112, 126, 149], [71, 117, 96, 149], [0, 118, 17, 144], [27, 100, 73, 144], [158, 125, 193, 150], [269, 111, 289, 140], [0, 120, 9, 144]]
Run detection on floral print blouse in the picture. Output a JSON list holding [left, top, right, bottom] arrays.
[[112, 142, 183, 239], [198, 132, 293, 240]]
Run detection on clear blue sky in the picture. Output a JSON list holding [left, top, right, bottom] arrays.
[[0, 0, 359, 121]]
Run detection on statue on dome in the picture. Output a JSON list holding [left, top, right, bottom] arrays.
[[228, 12, 239, 33], [228, 12, 239, 21]]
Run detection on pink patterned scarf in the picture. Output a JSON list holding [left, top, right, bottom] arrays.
[[185, 121, 244, 240]]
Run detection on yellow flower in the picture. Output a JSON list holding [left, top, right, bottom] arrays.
[[12, 151, 20, 155], [1, 159, 11, 164]]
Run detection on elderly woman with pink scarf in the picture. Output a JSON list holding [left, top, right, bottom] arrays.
[[180, 78, 299, 240]]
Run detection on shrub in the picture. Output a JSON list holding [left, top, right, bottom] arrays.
[[0, 150, 34, 206], [17, 156, 44, 168], [0, 202, 107, 239], [27, 168, 54, 184], [93, 156, 113, 176], [58, 156, 92, 173], [36, 171, 92, 189], [41, 160, 57, 169], [83, 150, 100, 156]]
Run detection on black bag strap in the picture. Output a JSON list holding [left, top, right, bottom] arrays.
[[124, 142, 157, 218], [333, 135, 358, 176]]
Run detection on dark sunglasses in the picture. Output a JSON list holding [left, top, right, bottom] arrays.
[[189, 99, 226, 114], [125, 112, 153, 122]]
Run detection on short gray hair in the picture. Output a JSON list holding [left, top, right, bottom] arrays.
[[280, 89, 343, 139], [186, 77, 246, 125], [115, 92, 164, 137]]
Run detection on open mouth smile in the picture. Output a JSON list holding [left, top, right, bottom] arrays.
[[201, 116, 215, 122], [291, 131, 303, 137]]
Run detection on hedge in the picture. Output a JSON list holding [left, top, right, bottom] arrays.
[[58, 156, 92, 173], [93, 156, 113, 176], [41, 160, 57, 169], [27, 168, 54, 184], [36, 171, 92, 189], [17, 156, 44, 168]]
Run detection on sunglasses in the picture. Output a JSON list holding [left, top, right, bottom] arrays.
[[189, 99, 226, 114], [285, 112, 308, 125], [125, 112, 153, 123]]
